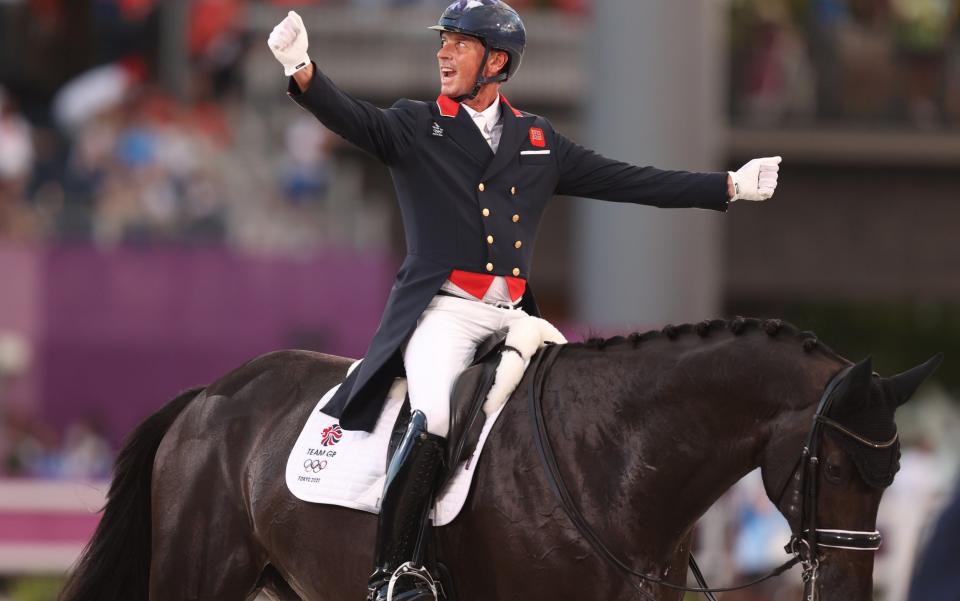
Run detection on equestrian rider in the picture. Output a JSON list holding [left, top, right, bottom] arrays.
[[268, 2, 780, 599]]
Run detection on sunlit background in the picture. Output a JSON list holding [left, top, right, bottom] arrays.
[[1, 0, 958, 599]]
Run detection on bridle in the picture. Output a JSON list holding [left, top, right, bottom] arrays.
[[527, 345, 893, 601], [779, 363, 893, 600]]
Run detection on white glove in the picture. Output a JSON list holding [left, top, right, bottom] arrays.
[[728, 156, 782, 202], [268, 11, 311, 77]]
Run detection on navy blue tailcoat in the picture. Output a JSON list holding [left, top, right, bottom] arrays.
[[288, 66, 730, 432]]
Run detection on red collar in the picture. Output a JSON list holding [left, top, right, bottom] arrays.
[[501, 95, 523, 117], [436, 94, 523, 118], [436, 94, 460, 117]]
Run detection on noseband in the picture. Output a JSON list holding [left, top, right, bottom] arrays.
[[527, 346, 892, 601]]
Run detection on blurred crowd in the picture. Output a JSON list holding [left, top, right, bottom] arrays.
[[0, 0, 351, 250], [0, 413, 113, 480], [731, 0, 960, 128], [2, 0, 236, 244], [0, 332, 113, 480]]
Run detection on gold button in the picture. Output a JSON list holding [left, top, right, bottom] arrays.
[[512, 214, 520, 223], [478, 183, 485, 192], [514, 240, 522, 249], [482, 208, 490, 217], [486, 262, 494, 272], [487, 235, 494, 244], [512, 268, 521, 277], [511, 186, 517, 195]]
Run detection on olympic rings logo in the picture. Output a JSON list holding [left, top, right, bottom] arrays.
[[303, 459, 328, 473]]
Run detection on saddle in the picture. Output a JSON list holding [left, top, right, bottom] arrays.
[[381, 320, 564, 601], [386, 327, 511, 481]]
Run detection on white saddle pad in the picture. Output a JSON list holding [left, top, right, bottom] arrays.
[[285, 315, 567, 526], [285, 372, 506, 526]]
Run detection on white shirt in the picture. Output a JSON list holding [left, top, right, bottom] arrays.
[[441, 96, 517, 305], [461, 96, 503, 153]]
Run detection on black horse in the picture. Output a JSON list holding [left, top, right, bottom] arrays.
[[58, 318, 940, 601]]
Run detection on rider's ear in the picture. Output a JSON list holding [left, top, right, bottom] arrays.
[[832, 356, 873, 415], [488, 50, 508, 75], [885, 353, 943, 407]]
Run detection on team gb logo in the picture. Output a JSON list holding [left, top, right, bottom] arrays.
[[321, 424, 343, 446]]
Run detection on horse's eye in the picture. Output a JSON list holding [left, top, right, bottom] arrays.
[[825, 460, 845, 483]]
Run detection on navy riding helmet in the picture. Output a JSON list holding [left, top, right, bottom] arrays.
[[430, 0, 527, 100]]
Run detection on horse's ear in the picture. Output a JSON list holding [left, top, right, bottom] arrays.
[[886, 353, 943, 407], [847, 355, 873, 399], [832, 356, 873, 414]]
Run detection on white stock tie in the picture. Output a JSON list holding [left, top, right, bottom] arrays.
[[474, 113, 494, 150]]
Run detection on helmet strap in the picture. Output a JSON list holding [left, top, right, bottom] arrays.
[[452, 44, 508, 103]]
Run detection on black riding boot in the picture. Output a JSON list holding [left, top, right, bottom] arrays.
[[366, 410, 445, 601]]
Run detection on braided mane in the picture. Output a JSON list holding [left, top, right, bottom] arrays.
[[570, 316, 844, 361]]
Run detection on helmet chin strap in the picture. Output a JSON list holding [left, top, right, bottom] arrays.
[[452, 45, 508, 103]]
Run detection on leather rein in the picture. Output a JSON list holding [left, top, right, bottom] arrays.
[[527, 344, 890, 601]]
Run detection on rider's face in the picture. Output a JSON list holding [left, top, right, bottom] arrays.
[[437, 32, 486, 98]]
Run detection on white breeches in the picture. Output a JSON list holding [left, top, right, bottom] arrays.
[[402, 295, 531, 438]]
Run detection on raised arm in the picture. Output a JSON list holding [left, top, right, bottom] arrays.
[[292, 62, 315, 93], [269, 11, 416, 165]]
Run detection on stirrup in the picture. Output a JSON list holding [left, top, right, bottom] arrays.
[[386, 562, 438, 601]]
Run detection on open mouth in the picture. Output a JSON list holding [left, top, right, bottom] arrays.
[[440, 67, 456, 82]]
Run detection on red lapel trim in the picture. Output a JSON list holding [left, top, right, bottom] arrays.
[[500, 94, 523, 117], [438, 94, 521, 118], [437, 95, 461, 118]]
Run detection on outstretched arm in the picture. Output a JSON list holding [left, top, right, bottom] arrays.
[[554, 133, 731, 210], [554, 131, 781, 208], [269, 11, 415, 165]]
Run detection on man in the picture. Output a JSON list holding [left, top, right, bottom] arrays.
[[269, 2, 780, 599]]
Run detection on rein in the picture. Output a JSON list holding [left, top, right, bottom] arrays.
[[526, 345, 886, 600]]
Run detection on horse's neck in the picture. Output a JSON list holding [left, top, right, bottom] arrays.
[[551, 335, 837, 566]]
